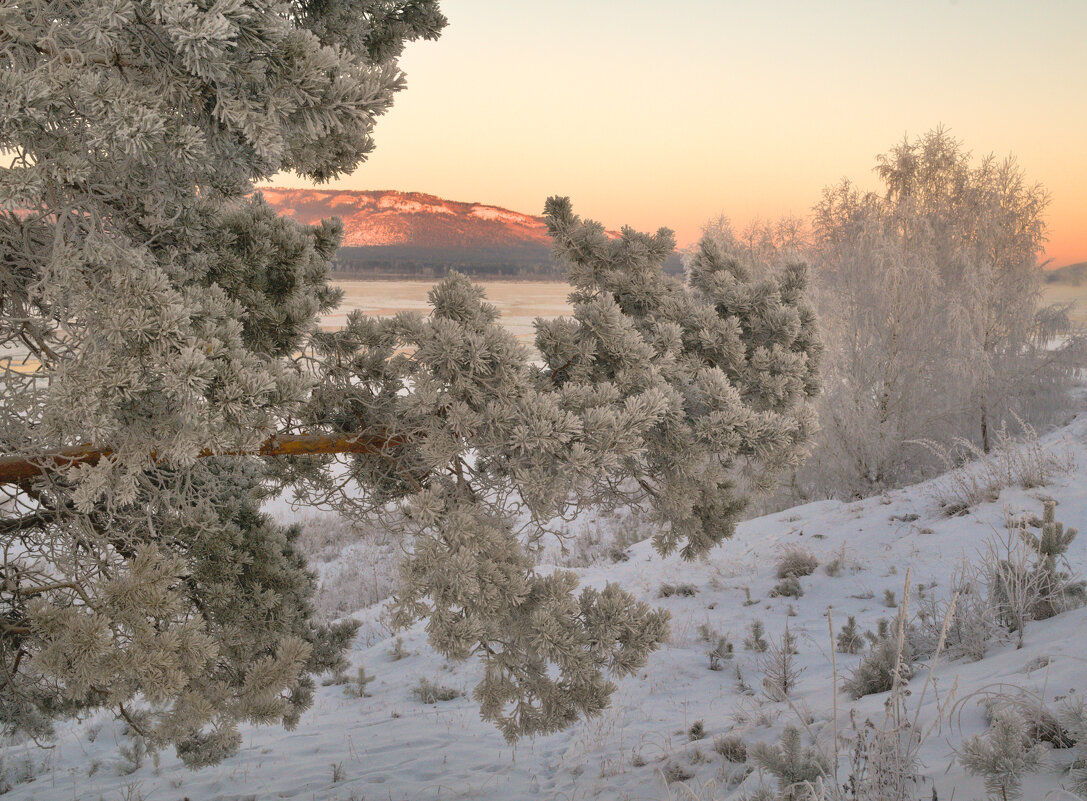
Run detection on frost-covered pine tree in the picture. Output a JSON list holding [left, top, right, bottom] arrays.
[[0, 0, 821, 764], [1, 0, 444, 764], [281, 200, 821, 739], [959, 709, 1046, 801], [289, 271, 673, 739], [539, 198, 821, 557]]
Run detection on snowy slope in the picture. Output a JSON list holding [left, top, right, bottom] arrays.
[[3, 418, 1086, 800]]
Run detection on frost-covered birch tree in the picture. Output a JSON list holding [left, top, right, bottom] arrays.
[[800, 128, 1079, 498], [0, 0, 822, 764]]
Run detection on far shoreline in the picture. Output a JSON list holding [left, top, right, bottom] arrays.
[[329, 273, 568, 283]]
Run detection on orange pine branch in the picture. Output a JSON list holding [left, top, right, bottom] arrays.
[[0, 432, 406, 485]]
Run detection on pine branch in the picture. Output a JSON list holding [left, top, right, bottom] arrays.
[[0, 431, 409, 485], [0, 510, 59, 536]]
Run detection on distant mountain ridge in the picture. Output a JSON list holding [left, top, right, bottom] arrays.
[[259, 188, 684, 279], [258, 188, 561, 279], [1045, 261, 1087, 285], [258, 188, 552, 249]]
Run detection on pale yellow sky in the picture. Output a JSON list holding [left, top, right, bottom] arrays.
[[271, 0, 1087, 266]]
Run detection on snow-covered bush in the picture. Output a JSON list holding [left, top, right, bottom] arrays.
[[771, 576, 804, 598], [708, 635, 734, 671], [751, 725, 829, 801], [776, 548, 819, 579], [918, 568, 999, 663], [959, 709, 1046, 800], [1060, 693, 1087, 796], [411, 678, 461, 704], [745, 620, 770, 653], [843, 612, 917, 700], [714, 734, 749, 763], [1016, 501, 1086, 619], [836, 616, 864, 655], [760, 622, 802, 701], [985, 501, 1085, 647]]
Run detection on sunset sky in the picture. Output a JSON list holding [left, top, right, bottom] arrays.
[[271, 0, 1087, 267]]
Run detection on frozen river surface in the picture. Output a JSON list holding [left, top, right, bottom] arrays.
[[324, 279, 573, 346]]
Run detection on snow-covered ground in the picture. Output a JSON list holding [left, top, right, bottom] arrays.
[[4, 418, 1087, 800]]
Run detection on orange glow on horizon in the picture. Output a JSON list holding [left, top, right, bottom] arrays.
[[267, 1, 1086, 269]]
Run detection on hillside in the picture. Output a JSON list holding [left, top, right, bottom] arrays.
[[1042, 261, 1087, 327], [260, 188, 684, 279], [4, 416, 1086, 799], [1046, 261, 1087, 286]]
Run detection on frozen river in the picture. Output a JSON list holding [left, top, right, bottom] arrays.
[[324, 279, 574, 346]]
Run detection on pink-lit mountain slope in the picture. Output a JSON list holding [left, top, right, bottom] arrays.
[[259, 188, 682, 279], [258, 188, 552, 250]]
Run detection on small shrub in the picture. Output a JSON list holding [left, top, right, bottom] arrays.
[[738, 786, 775, 801], [662, 761, 694, 783], [118, 781, 146, 801], [118, 737, 146, 776], [760, 622, 802, 702], [981, 695, 1074, 749], [412, 678, 461, 704], [919, 568, 998, 662], [959, 709, 1045, 800], [770, 576, 803, 598], [836, 616, 864, 654], [742, 587, 757, 606], [882, 589, 897, 608], [713, 734, 748, 763], [775, 547, 818, 579], [688, 720, 705, 741], [1060, 693, 1087, 796], [0, 756, 38, 792], [389, 637, 408, 661], [545, 517, 650, 568], [824, 544, 850, 577], [330, 762, 346, 783], [984, 511, 1063, 648], [608, 544, 630, 562], [842, 716, 921, 801], [659, 582, 698, 598], [1017, 501, 1086, 619], [709, 636, 733, 670], [864, 617, 892, 646], [733, 664, 755, 696], [744, 620, 769, 653], [843, 624, 915, 700], [344, 665, 375, 698], [751, 725, 829, 801]]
